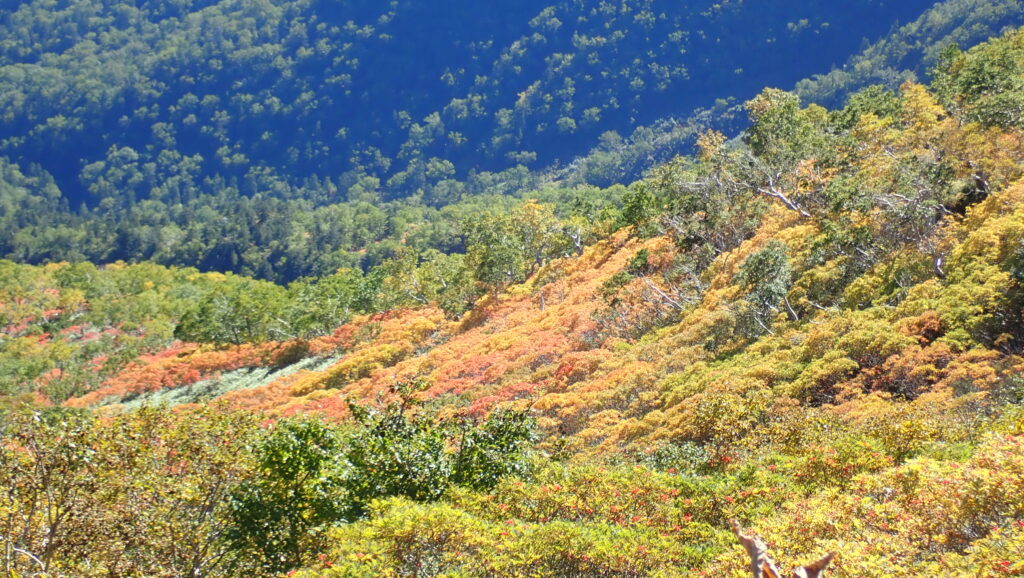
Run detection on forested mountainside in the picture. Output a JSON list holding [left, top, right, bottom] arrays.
[[553, 0, 1024, 190], [794, 0, 1024, 106], [0, 0, 934, 202], [2, 0, 1023, 283], [3, 21, 1024, 576]]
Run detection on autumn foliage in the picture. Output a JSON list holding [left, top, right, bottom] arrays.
[[5, 25, 1024, 578]]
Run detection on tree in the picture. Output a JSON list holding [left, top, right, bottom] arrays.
[[932, 29, 1024, 130], [463, 200, 572, 293], [736, 240, 796, 337], [465, 213, 526, 291], [175, 277, 290, 345], [619, 182, 661, 237], [641, 138, 767, 270], [340, 399, 453, 521], [226, 418, 347, 575], [341, 396, 536, 519], [510, 201, 573, 275], [745, 89, 829, 170], [91, 407, 262, 577], [0, 408, 98, 576], [378, 249, 479, 318], [286, 269, 371, 338], [450, 409, 536, 491]]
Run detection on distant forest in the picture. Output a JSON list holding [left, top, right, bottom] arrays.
[[0, 0, 1021, 281]]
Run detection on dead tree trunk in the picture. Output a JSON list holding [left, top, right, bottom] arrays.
[[731, 521, 834, 578]]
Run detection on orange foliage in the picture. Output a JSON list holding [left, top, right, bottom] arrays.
[[213, 232, 677, 423], [67, 341, 286, 408]]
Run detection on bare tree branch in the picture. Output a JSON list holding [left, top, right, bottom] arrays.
[[731, 520, 784, 578], [757, 183, 811, 218], [794, 553, 835, 578], [731, 520, 834, 578], [641, 277, 686, 311]]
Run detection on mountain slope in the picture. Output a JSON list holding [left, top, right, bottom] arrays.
[[2, 0, 1023, 284], [0, 0, 936, 206], [2, 15, 1024, 578]]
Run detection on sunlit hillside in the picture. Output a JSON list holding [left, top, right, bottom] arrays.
[[2, 3, 1024, 577]]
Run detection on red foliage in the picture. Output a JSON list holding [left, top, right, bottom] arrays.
[[65, 340, 298, 408]]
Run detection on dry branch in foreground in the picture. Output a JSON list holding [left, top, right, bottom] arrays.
[[731, 521, 834, 578]]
